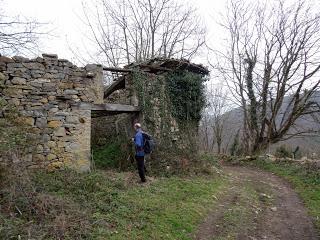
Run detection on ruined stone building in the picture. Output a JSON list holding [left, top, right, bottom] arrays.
[[0, 54, 208, 171]]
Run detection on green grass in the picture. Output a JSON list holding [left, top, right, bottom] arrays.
[[247, 159, 320, 231], [0, 169, 227, 239], [92, 141, 129, 169]]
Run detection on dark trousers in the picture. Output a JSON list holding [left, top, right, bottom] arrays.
[[135, 156, 146, 182]]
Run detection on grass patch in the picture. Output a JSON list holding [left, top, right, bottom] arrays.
[[92, 140, 132, 170], [0, 168, 227, 239], [246, 159, 320, 231]]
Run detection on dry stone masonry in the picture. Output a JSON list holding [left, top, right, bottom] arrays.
[[0, 54, 104, 171]]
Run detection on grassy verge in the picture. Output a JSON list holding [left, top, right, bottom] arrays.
[[0, 168, 227, 239], [245, 159, 320, 231]]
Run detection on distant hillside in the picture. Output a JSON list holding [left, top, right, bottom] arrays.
[[204, 92, 320, 155]]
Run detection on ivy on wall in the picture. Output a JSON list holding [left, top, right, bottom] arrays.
[[132, 69, 207, 134], [165, 70, 207, 124], [131, 69, 208, 173]]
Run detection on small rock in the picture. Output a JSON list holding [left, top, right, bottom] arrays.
[[64, 89, 78, 95], [24, 117, 35, 126], [54, 127, 66, 137], [0, 56, 14, 63], [47, 141, 56, 148], [33, 154, 45, 162], [48, 120, 62, 128], [35, 117, 47, 128], [0, 72, 6, 81], [66, 115, 79, 124], [36, 144, 44, 153], [42, 53, 58, 59], [270, 207, 277, 212], [11, 77, 26, 85], [47, 153, 57, 161]]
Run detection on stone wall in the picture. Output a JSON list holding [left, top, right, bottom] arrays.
[[0, 54, 104, 171]]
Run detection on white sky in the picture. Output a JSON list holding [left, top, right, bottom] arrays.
[[2, 0, 226, 64]]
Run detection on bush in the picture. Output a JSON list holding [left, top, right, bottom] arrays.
[[0, 167, 91, 239], [274, 145, 292, 158]]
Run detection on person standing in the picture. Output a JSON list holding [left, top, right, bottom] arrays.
[[133, 123, 146, 183]]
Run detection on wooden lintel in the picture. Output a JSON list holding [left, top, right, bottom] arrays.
[[91, 103, 141, 112], [74, 102, 141, 113]]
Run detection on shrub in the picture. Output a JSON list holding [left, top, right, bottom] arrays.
[[0, 167, 91, 239], [274, 145, 292, 158]]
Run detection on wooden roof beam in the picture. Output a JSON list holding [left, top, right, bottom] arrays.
[[104, 76, 126, 98]]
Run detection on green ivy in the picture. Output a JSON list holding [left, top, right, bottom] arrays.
[[165, 70, 206, 123]]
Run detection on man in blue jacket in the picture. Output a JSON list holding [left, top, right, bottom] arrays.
[[133, 123, 146, 182]]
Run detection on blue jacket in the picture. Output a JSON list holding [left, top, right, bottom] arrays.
[[134, 129, 145, 157]]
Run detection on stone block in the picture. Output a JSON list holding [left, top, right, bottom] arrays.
[[54, 127, 66, 137], [42, 134, 51, 142], [13, 56, 30, 62], [59, 82, 73, 89], [42, 53, 58, 59], [48, 107, 59, 113], [33, 154, 45, 162], [9, 98, 20, 106], [66, 115, 79, 124], [47, 161, 64, 172], [7, 63, 23, 69], [3, 87, 23, 98], [32, 110, 46, 117], [65, 142, 80, 152], [48, 120, 62, 128], [11, 77, 27, 85], [47, 153, 57, 161], [47, 141, 56, 148], [0, 72, 6, 81], [31, 78, 51, 84], [43, 82, 57, 91], [22, 62, 45, 70], [0, 56, 14, 63], [31, 69, 45, 78], [64, 89, 78, 95], [30, 82, 42, 88], [36, 144, 44, 153], [24, 117, 35, 126], [55, 111, 71, 116], [47, 116, 64, 121], [35, 117, 47, 128], [48, 95, 56, 101], [40, 98, 48, 104]]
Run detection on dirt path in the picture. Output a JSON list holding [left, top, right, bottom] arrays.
[[194, 166, 319, 240]]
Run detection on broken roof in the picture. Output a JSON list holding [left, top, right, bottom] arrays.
[[103, 58, 209, 75]]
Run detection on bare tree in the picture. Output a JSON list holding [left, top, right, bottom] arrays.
[[216, 0, 320, 154], [80, 0, 206, 67], [208, 87, 229, 154], [199, 112, 212, 152], [199, 85, 230, 154], [0, 2, 44, 56]]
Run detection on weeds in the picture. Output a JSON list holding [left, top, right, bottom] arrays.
[[0, 164, 226, 239], [0, 167, 91, 239]]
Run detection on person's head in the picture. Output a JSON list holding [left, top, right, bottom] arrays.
[[134, 123, 141, 131]]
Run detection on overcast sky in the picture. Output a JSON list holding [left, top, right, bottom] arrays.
[[2, 0, 226, 64]]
